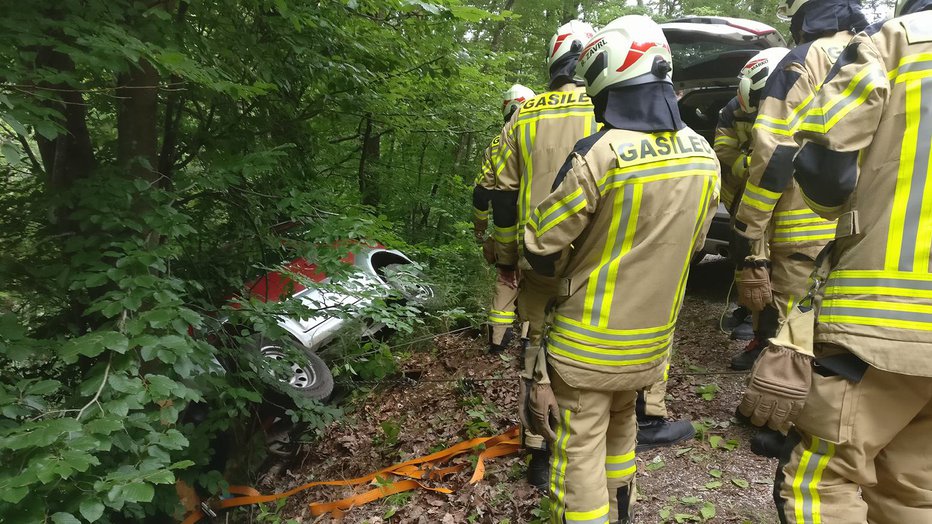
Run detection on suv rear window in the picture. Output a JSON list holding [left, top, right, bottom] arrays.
[[669, 40, 765, 71]]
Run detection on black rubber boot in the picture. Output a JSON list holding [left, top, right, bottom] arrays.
[[730, 319, 754, 341], [729, 337, 766, 370], [721, 305, 750, 330], [751, 427, 787, 458], [526, 448, 550, 492], [636, 416, 695, 451], [488, 327, 514, 355]]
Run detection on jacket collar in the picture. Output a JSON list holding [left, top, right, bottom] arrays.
[[791, 0, 867, 43]]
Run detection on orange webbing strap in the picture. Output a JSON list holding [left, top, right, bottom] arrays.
[[180, 426, 520, 523]]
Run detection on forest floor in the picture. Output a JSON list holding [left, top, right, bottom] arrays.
[[266, 258, 780, 523]]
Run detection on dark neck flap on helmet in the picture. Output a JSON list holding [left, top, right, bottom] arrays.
[[791, 0, 867, 43], [594, 82, 684, 133], [903, 0, 932, 13], [549, 53, 583, 90]]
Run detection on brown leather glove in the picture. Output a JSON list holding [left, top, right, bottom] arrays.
[[518, 378, 532, 429], [481, 237, 496, 265], [738, 343, 813, 433], [528, 382, 559, 443], [736, 262, 772, 312]]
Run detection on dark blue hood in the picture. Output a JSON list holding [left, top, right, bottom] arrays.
[[549, 54, 583, 90], [594, 82, 684, 133], [791, 0, 868, 43]]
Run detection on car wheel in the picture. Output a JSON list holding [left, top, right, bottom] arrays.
[[380, 263, 434, 304], [252, 337, 334, 402]]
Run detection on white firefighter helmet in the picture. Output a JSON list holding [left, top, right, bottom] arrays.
[[737, 47, 791, 113], [501, 84, 535, 119], [574, 15, 673, 98], [547, 20, 596, 70], [777, 0, 811, 19]]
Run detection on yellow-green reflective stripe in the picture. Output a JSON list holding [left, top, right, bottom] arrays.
[[714, 135, 738, 146], [552, 316, 674, 344], [792, 437, 834, 524], [565, 504, 610, 524], [550, 410, 571, 524], [888, 54, 932, 82], [548, 333, 670, 366], [599, 184, 642, 327], [492, 224, 518, 243], [798, 66, 882, 134], [605, 451, 636, 479], [550, 325, 673, 349], [801, 194, 841, 217], [518, 123, 534, 228], [584, 184, 630, 325], [532, 187, 587, 235], [517, 107, 593, 126], [887, 78, 932, 271], [488, 310, 516, 324], [671, 175, 716, 323], [598, 158, 717, 194], [755, 91, 816, 133], [473, 207, 489, 218], [827, 270, 932, 299]]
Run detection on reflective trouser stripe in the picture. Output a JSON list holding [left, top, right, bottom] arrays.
[[492, 223, 518, 243], [792, 437, 835, 524], [605, 451, 636, 479], [714, 134, 738, 147], [488, 309, 516, 324], [886, 77, 932, 272], [550, 409, 572, 524], [473, 207, 489, 221], [565, 505, 610, 524]]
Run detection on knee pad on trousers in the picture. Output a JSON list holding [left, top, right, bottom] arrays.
[[635, 391, 646, 420], [774, 428, 802, 524], [758, 305, 779, 340], [615, 485, 632, 524]]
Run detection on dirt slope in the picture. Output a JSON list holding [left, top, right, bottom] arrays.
[[269, 258, 780, 523]]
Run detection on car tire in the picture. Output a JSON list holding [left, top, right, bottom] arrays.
[[380, 263, 435, 304], [251, 336, 334, 403]]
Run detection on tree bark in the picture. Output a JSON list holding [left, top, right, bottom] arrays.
[[117, 59, 160, 184], [358, 115, 381, 208]]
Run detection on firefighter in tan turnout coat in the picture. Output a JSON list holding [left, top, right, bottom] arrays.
[[472, 84, 534, 354], [521, 16, 719, 523], [749, 0, 932, 520]]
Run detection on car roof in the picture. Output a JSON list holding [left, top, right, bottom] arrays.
[[662, 16, 781, 38]]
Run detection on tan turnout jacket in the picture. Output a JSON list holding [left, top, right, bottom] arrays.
[[714, 97, 755, 211], [472, 135, 508, 235], [793, 13, 932, 376], [492, 84, 598, 267], [525, 127, 719, 387], [734, 31, 853, 258]]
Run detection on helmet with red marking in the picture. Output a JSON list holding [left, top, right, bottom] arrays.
[[737, 47, 790, 113], [501, 84, 535, 120], [547, 20, 596, 71], [574, 15, 673, 98]]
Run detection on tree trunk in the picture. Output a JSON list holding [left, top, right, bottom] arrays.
[[358, 115, 381, 208], [33, 47, 96, 192], [117, 59, 160, 184]]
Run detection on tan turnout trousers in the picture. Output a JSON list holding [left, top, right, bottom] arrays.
[[780, 359, 932, 523], [551, 369, 638, 524], [488, 277, 519, 347]]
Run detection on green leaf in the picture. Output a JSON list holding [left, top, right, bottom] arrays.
[[675, 446, 693, 456], [646, 458, 665, 471], [708, 435, 723, 449], [700, 502, 716, 521], [60, 332, 129, 363], [704, 481, 722, 489], [27, 379, 61, 395], [51, 513, 81, 524], [732, 478, 750, 488], [681, 495, 701, 504], [79, 499, 105, 522], [709, 469, 722, 478], [115, 482, 154, 503]]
